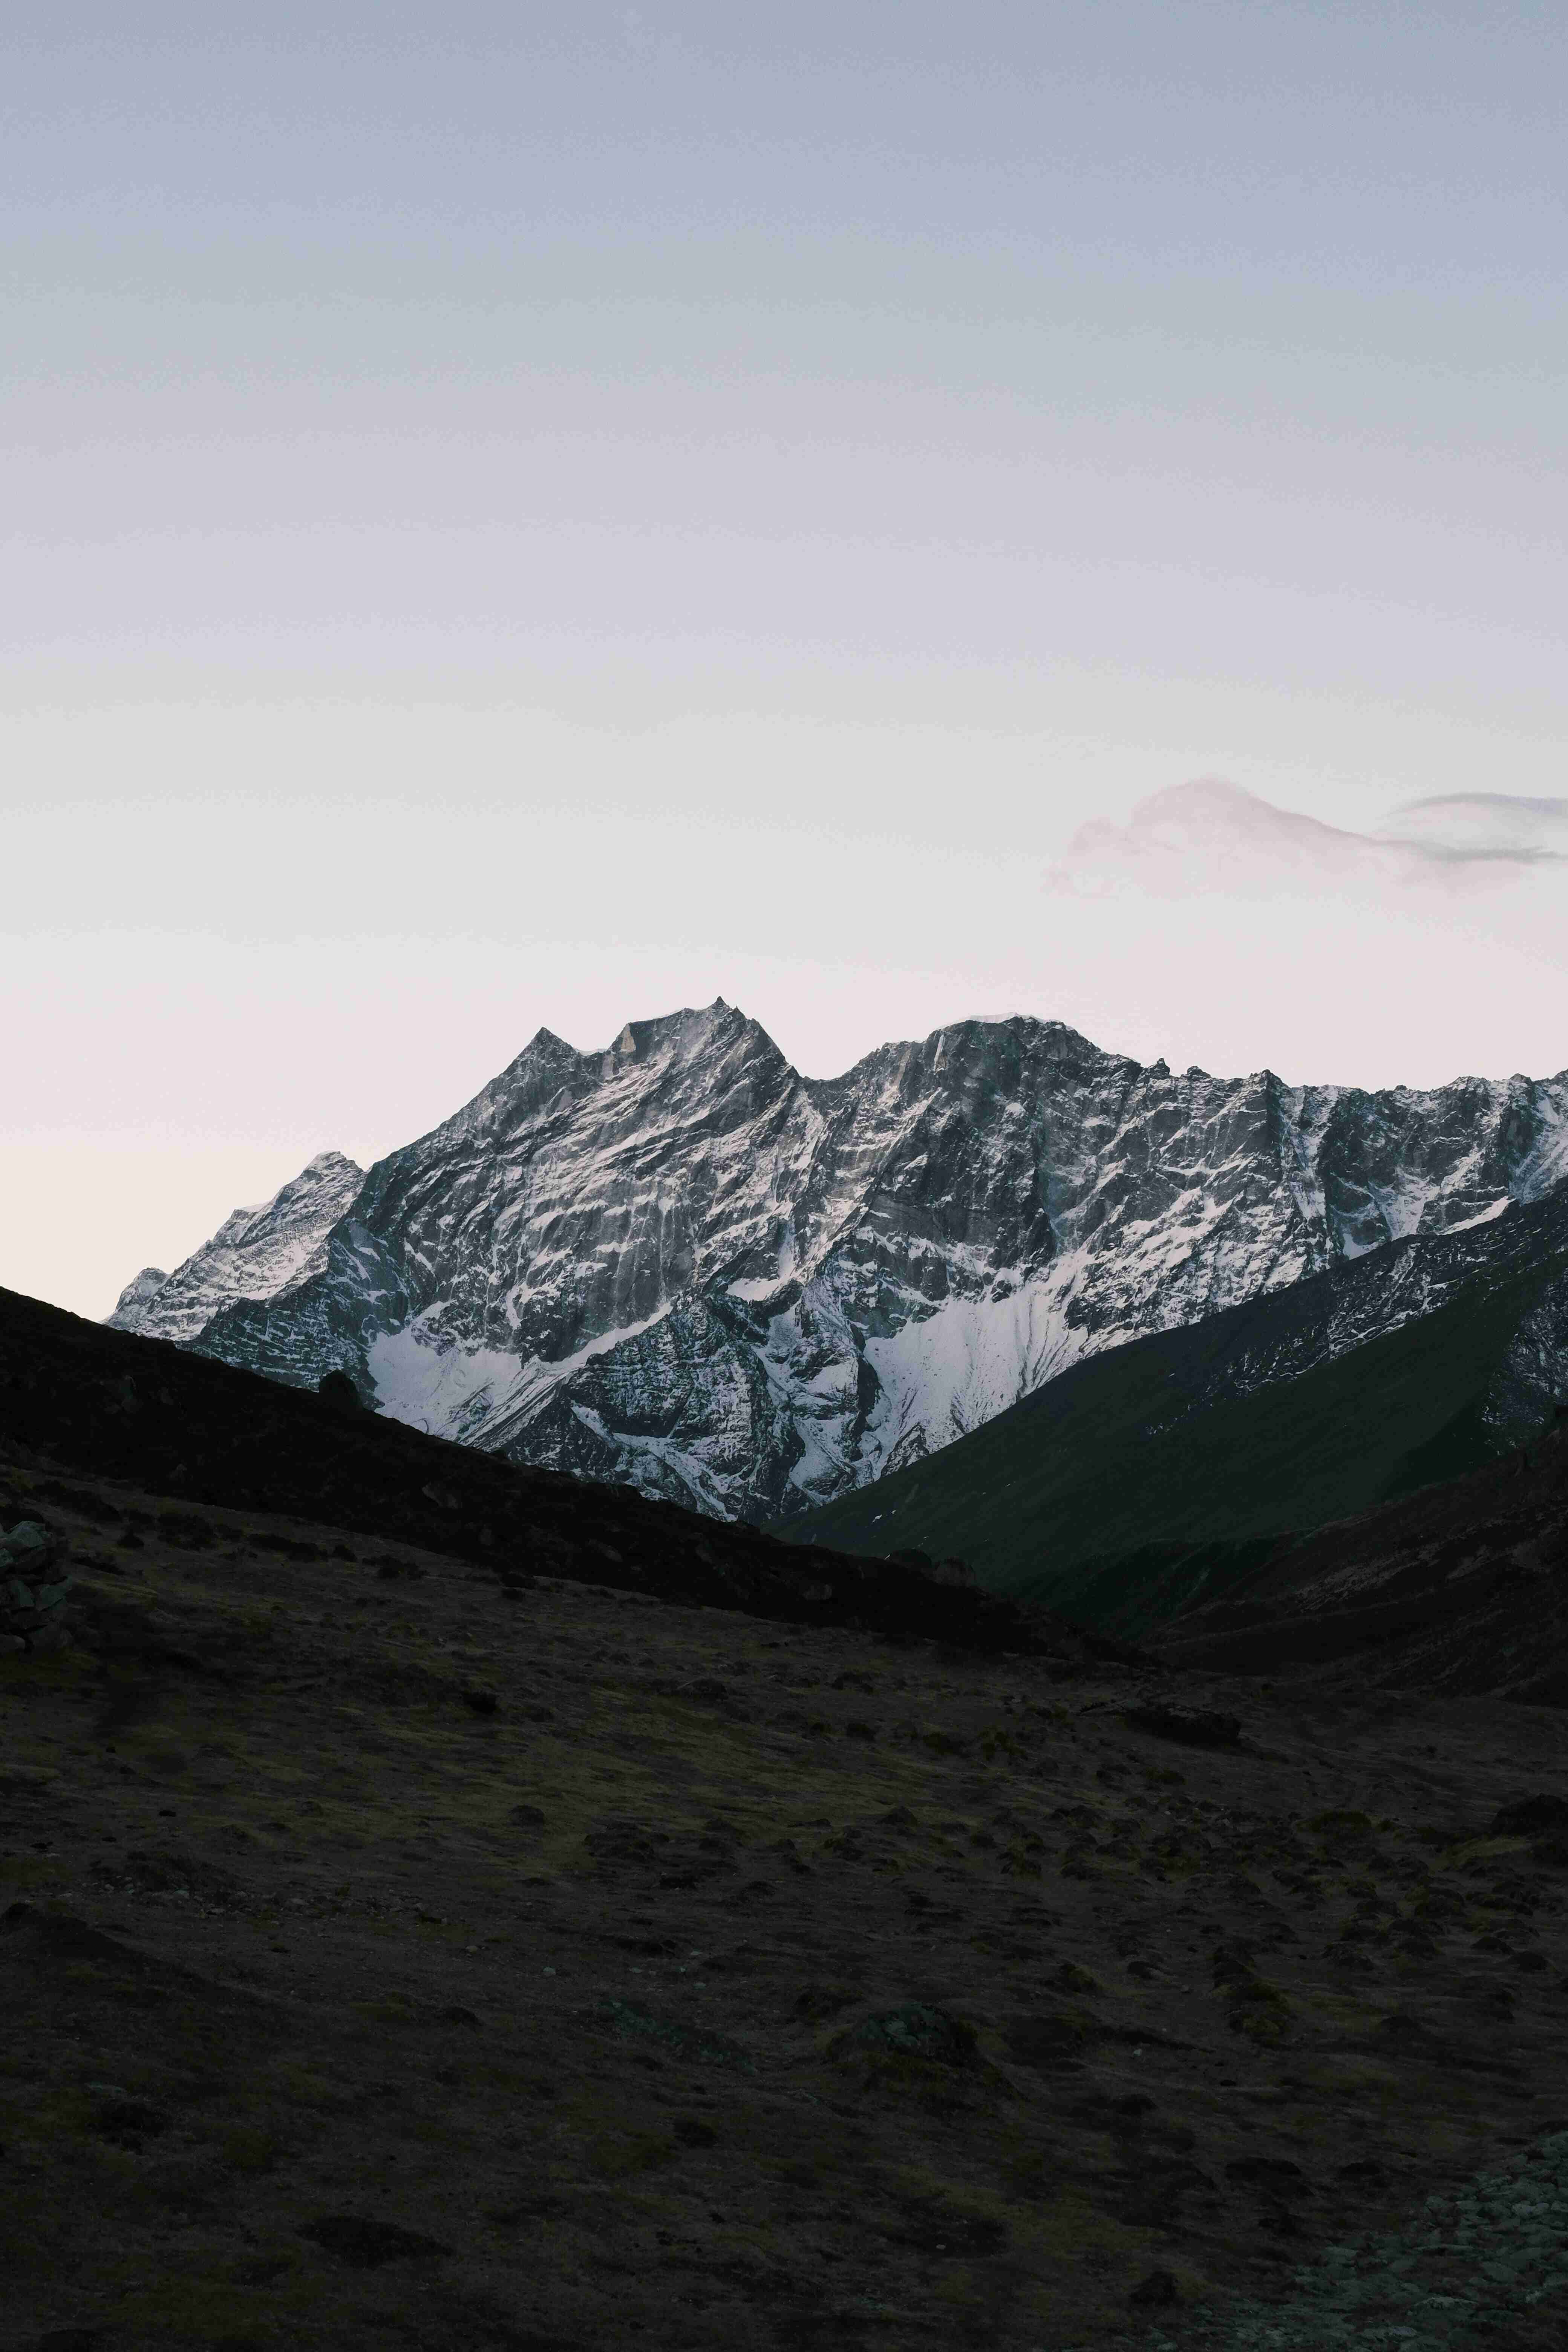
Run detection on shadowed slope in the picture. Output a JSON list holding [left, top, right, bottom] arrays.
[[0, 1280, 1115, 1665], [782, 1184, 1568, 1626]]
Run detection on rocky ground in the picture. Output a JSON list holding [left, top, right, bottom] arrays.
[[5, 1459, 1568, 2352], [1118, 2125, 1568, 2349]]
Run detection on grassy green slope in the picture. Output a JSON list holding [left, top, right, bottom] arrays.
[[779, 1259, 1560, 1635]]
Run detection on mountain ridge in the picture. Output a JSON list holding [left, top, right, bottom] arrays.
[[106, 999, 1568, 1519]]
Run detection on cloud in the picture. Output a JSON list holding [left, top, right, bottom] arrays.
[[1381, 794, 1568, 855], [1045, 779, 1568, 901]]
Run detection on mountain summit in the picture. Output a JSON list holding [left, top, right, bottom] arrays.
[[106, 1000, 1568, 1521]]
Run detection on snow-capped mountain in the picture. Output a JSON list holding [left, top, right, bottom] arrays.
[[106, 1151, 364, 1344], [118, 999, 1568, 1522]]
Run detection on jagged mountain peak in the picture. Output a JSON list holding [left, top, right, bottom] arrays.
[[513, 1025, 580, 1061], [596, 996, 776, 1073], [106, 1150, 364, 1343], [807, 1011, 1127, 1116], [527, 997, 752, 1069], [420, 1000, 786, 1159]]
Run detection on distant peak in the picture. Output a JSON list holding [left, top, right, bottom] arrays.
[[479, 1028, 586, 1094], [923, 1011, 1110, 1060], [103, 1264, 170, 1329], [600, 998, 758, 1062], [118, 1265, 167, 1295]]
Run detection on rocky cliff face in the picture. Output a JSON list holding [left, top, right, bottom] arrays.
[[119, 998, 1568, 1522], [106, 1152, 365, 1345]]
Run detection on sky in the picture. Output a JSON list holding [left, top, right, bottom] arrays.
[[3, 1, 1566, 1318]]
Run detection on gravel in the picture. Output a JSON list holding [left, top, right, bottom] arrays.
[[1085, 2130, 1568, 2350]]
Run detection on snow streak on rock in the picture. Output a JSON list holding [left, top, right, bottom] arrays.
[[116, 1001, 1568, 1521]]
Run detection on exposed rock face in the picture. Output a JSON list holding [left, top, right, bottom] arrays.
[[126, 998, 1568, 1523], [105, 1152, 364, 1344], [1482, 1265, 1568, 1449]]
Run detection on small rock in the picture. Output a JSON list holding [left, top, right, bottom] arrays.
[[1226, 2156, 1309, 2194], [1003, 2014, 1092, 2069], [1491, 1795, 1568, 1839], [795, 1984, 860, 2021], [94, 2099, 172, 2145], [1125, 1703, 1242, 1750], [1129, 2268, 1179, 2307], [842, 2004, 977, 2066], [1375, 2011, 1444, 2054], [299, 2214, 452, 2268], [1048, 1961, 1101, 1994]]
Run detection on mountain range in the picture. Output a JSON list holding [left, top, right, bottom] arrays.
[[107, 998, 1568, 1526]]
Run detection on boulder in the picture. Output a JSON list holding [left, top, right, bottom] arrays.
[[0, 1519, 57, 1572], [1, 1520, 72, 1654]]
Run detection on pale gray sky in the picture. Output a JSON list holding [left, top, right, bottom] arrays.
[[3, 3, 1566, 1316]]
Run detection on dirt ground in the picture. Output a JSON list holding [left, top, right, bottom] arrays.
[[4, 1461, 1567, 2352]]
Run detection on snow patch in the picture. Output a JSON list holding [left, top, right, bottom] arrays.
[[1446, 1195, 1512, 1234], [368, 1303, 676, 1446], [854, 1266, 1093, 1485]]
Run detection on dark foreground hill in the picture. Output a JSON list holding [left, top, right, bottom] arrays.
[[5, 1279, 1568, 2350], [0, 1283, 1113, 1665], [1141, 1415, 1568, 1704]]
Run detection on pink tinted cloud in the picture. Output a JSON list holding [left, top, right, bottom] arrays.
[[1046, 779, 1568, 900]]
